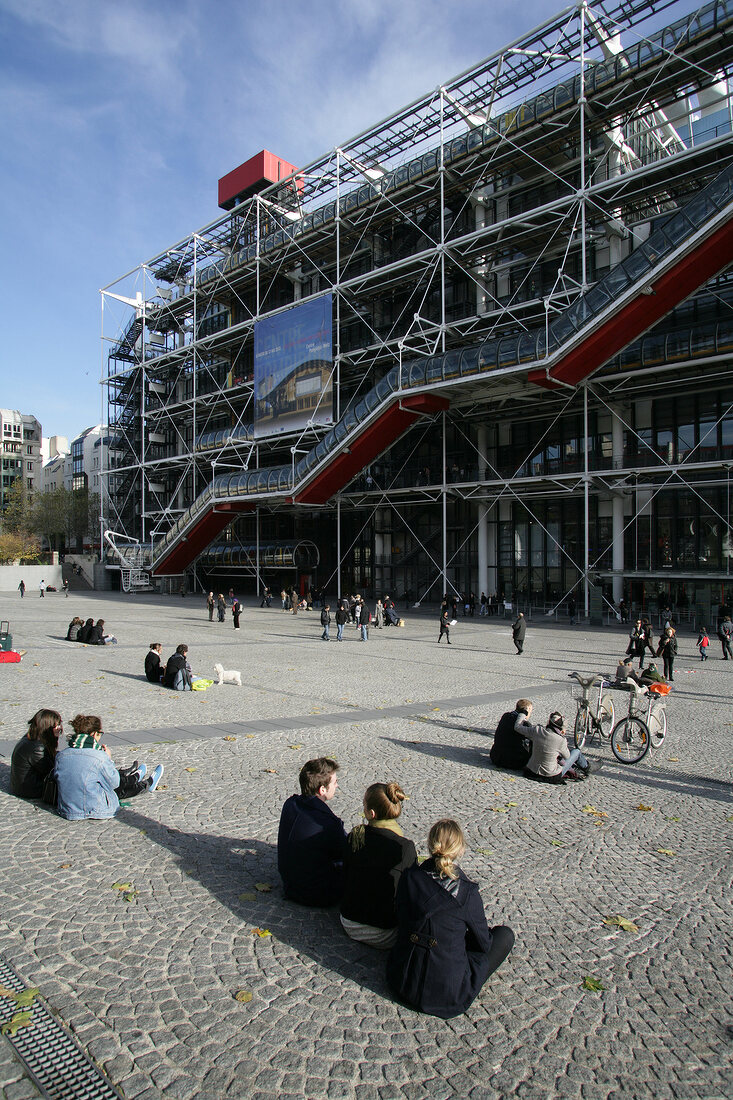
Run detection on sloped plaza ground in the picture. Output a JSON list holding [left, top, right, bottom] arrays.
[[1, 590, 731, 1100]]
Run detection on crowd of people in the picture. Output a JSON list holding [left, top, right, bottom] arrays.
[[277, 757, 515, 1018], [9, 708, 164, 820]]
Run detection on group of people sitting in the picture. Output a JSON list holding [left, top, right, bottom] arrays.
[[10, 709, 164, 820], [489, 700, 592, 785], [66, 617, 117, 645], [145, 643, 193, 690], [277, 757, 515, 1018]]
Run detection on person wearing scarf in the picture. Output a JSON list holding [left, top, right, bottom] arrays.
[[340, 782, 417, 948]]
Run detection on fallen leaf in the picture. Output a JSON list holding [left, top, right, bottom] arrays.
[[506, 802, 518, 808], [664, 815, 681, 822], [475, 847, 493, 855], [122, 891, 138, 903], [255, 882, 272, 892], [668, 757, 679, 762], [245, 734, 255, 739], [476, 778, 489, 783], [289, 745, 303, 750], [1, 1010, 33, 1036], [239, 892, 256, 901], [582, 804, 608, 818], [251, 928, 272, 938], [0, 987, 38, 1008], [59, 863, 72, 870], [491, 806, 507, 813], [550, 840, 564, 847], [263, 769, 277, 774], [184, 767, 197, 773], [582, 976, 605, 991], [503, 776, 517, 783], [603, 914, 639, 933], [223, 736, 237, 741], [112, 882, 132, 891], [656, 848, 676, 856], [234, 990, 253, 1003], [636, 804, 654, 812]]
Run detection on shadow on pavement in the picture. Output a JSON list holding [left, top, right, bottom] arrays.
[[115, 805, 391, 998], [385, 737, 492, 770]]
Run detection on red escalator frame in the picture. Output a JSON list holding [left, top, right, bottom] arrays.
[[152, 502, 254, 575], [528, 216, 733, 389]]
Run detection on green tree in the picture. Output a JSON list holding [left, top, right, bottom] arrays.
[[2, 479, 34, 534]]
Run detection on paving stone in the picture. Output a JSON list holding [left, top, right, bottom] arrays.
[[1, 592, 731, 1100]]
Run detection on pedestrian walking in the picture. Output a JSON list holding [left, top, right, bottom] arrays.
[[358, 599, 370, 641], [321, 604, 331, 641], [626, 619, 646, 669], [63, 580, 69, 598], [232, 598, 241, 630], [18, 580, 25, 598], [718, 616, 733, 659], [39, 579, 46, 598], [438, 607, 451, 644], [697, 627, 710, 661], [217, 593, 226, 622], [512, 612, 526, 655], [656, 627, 677, 681], [207, 592, 215, 621]]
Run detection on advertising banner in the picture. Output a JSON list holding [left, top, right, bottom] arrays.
[[254, 294, 333, 439]]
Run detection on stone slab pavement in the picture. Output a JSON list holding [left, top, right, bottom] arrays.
[[0, 590, 731, 1099]]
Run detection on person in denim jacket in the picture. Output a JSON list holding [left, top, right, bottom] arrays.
[[55, 715, 163, 820]]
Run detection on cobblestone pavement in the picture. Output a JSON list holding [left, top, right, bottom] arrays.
[[1, 591, 732, 1099]]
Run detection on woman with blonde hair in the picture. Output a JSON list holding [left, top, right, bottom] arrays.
[[340, 782, 417, 948], [387, 819, 514, 1018]]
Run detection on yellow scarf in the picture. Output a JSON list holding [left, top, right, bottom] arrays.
[[350, 818, 404, 850]]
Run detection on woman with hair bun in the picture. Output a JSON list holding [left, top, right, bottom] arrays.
[[340, 781, 417, 948], [387, 819, 514, 1018]]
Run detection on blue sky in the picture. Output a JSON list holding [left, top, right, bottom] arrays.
[[0, 0, 592, 441]]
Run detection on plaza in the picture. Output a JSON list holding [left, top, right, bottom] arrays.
[[0, 589, 731, 1099]]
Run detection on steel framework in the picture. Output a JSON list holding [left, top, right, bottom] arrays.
[[101, 0, 733, 614]]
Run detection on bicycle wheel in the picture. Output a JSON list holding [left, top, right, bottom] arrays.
[[611, 716, 651, 764], [574, 704, 590, 750], [598, 695, 615, 739], [649, 706, 667, 747]]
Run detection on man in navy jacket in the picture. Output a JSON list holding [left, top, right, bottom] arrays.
[[277, 757, 347, 906]]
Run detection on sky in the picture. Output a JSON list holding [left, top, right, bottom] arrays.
[[0, 0, 602, 442]]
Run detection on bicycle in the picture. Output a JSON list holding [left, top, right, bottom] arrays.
[[569, 672, 615, 751], [610, 680, 669, 764]]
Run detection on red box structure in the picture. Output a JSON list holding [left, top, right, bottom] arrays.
[[218, 150, 301, 210]]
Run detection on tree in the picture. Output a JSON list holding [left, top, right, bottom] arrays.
[[0, 531, 41, 564], [2, 479, 34, 534]]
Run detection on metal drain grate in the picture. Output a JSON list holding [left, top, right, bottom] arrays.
[[0, 956, 123, 1100]]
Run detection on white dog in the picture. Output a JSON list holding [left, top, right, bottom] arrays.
[[213, 662, 242, 687]]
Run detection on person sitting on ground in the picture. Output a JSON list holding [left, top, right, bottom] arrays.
[[10, 709, 62, 799], [88, 618, 117, 645], [515, 710, 591, 784], [489, 699, 532, 771], [54, 714, 163, 820], [386, 819, 515, 1018], [615, 658, 644, 686], [76, 617, 95, 644], [340, 782, 417, 948], [66, 617, 84, 642], [145, 642, 165, 684], [277, 757, 347, 906], [162, 644, 192, 690], [639, 662, 666, 686]]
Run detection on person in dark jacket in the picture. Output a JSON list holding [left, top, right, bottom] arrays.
[[387, 819, 514, 1018], [145, 642, 165, 683], [335, 602, 348, 642], [626, 620, 647, 669], [321, 604, 331, 641], [438, 607, 451, 644], [163, 644, 192, 690], [232, 598, 241, 630], [77, 618, 94, 644], [277, 757, 347, 906], [512, 613, 526, 654], [340, 782, 417, 948], [489, 699, 532, 770], [10, 709, 62, 799], [656, 627, 678, 681]]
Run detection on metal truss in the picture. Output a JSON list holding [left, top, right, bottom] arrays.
[[101, 0, 733, 600]]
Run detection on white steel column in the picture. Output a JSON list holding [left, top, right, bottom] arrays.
[[477, 425, 489, 597], [611, 406, 625, 605], [583, 382, 590, 616], [442, 411, 448, 594]]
